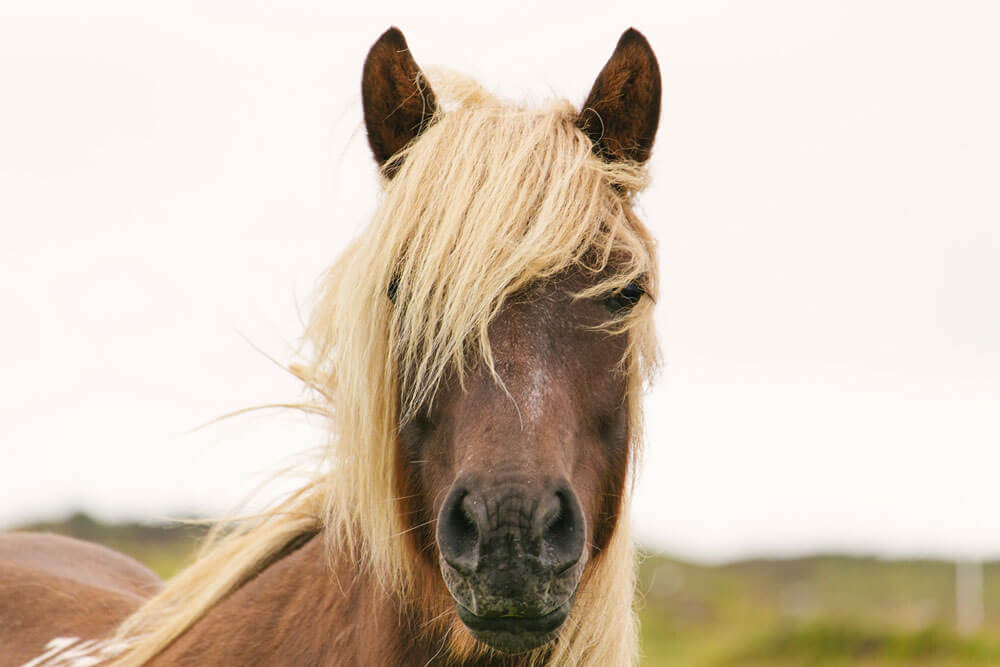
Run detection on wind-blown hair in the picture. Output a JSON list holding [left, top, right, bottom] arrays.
[[113, 72, 658, 666]]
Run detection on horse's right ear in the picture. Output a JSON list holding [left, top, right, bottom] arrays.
[[362, 27, 438, 178], [577, 28, 661, 164]]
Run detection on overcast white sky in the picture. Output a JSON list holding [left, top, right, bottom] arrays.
[[1, 0, 998, 562]]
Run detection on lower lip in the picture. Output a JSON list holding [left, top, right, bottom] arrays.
[[456, 599, 571, 636]]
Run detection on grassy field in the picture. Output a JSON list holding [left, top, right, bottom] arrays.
[[13, 513, 1000, 666], [637, 555, 1000, 666]]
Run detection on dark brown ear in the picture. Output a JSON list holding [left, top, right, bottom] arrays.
[[362, 27, 437, 177], [577, 28, 661, 163]]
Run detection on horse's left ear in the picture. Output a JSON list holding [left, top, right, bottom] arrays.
[[362, 27, 438, 177], [577, 28, 661, 164]]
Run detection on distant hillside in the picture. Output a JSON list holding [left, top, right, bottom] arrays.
[[10, 513, 1000, 666], [16, 511, 206, 579]]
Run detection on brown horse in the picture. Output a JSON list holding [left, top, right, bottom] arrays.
[[0, 27, 661, 666]]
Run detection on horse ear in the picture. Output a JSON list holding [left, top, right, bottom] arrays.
[[362, 27, 438, 177], [577, 28, 661, 164]]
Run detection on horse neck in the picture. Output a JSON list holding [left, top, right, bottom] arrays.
[[148, 530, 527, 666]]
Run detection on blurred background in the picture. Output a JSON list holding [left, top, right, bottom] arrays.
[[2, 1, 998, 664]]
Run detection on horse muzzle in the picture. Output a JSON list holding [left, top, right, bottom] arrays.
[[436, 477, 587, 654]]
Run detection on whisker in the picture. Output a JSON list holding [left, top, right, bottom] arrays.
[[420, 606, 455, 630], [392, 518, 438, 538]]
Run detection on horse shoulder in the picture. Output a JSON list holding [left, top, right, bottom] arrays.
[[150, 532, 442, 665], [0, 533, 161, 665]]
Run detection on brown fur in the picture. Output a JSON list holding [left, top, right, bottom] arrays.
[[392, 267, 637, 654], [143, 534, 529, 666], [0, 534, 160, 665]]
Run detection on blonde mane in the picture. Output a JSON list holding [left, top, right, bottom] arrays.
[[113, 72, 659, 666]]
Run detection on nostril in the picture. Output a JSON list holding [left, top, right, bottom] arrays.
[[456, 495, 480, 552], [544, 494, 571, 538], [436, 486, 481, 574], [540, 488, 585, 574]]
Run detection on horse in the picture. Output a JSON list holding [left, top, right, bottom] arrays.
[[0, 26, 661, 666]]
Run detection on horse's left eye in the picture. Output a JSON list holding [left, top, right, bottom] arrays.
[[604, 281, 645, 312], [387, 275, 400, 302]]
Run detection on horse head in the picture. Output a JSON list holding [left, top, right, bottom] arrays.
[[360, 27, 661, 655]]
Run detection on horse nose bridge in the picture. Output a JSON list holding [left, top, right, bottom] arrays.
[[467, 330, 575, 432], [456, 383, 577, 476], [479, 483, 542, 543]]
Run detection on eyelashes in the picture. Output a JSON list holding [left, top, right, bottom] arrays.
[[603, 281, 645, 313]]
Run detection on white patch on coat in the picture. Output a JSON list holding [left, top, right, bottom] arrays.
[[519, 362, 550, 426], [21, 636, 132, 667]]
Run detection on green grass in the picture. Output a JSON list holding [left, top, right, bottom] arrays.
[[13, 513, 1000, 665], [636, 555, 1000, 666], [728, 623, 1000, 666]]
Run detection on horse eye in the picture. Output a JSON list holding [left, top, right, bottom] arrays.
[[604, 281, 645, 313], [387, 275, 400, 302]]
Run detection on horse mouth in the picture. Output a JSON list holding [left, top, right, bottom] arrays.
[[455, 600, 571, 654]]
